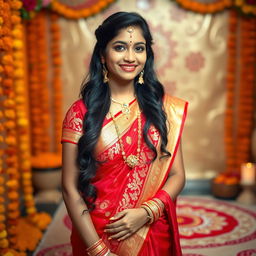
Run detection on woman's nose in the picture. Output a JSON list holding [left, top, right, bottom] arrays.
[[124, 49, 135, 62]]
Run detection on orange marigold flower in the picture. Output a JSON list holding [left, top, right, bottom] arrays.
[[4, 120, 16, 129], [10, 1, 23, 10], [3, 99, 15, 108], [8, 202, 19, 211], [2, 55, 13, 64], [11, 15, 21, 25], [6, 180, 19, 189], [4, 110, 15, 119], [8, 191, 19, 200], [5, 136, 17, 146], [7, 210, 20, 219]]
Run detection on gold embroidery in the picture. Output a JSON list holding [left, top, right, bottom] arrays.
[[99, 200, 110, 210], [126, 136, 132, 145]]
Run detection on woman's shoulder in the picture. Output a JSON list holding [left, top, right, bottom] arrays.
[[67, 98, 87, 116], [163, 94, 188, 109]]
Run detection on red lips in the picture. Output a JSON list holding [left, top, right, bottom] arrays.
[[119, 64, 137, 72]]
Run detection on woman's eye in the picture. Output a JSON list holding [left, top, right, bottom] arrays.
[[114, 45, 126, 51], [135, 46, 145, 52]]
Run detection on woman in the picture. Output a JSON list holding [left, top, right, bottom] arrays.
[[61, 12, 188, 256]]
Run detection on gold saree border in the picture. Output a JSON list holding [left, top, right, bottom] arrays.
[[116, 95, 188, 256], [95, 101, 139, 156], [62, 129, 82, 144]]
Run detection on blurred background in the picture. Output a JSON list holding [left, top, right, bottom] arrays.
[[0, 0, 255, 254]]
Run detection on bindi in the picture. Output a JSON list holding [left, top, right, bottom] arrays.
[[127, 26, 134, 45]]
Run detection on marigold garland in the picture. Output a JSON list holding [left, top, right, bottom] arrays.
[[236, 17, 256, 167], [174, 0, 233, 14], [50, 0, 117, 19], [0, 1, 20, 252], [50, 13, 62, 154], [37, 11, 51, 153], [235, 0, 256, 15]]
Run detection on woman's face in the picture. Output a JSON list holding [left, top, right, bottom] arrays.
[[102, 26, 147, 83]]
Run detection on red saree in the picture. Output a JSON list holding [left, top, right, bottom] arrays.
[[61, 95, 188, 256]]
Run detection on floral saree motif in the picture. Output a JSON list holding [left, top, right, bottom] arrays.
[[61, 95, 188, 256]]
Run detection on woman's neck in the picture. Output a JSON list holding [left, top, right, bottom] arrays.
[[108, 79, 135, 103]]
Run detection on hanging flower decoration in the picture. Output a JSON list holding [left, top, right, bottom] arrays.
[[50, 13, 62, 154], [50, 0, 117, 19], [234, 0, 256, 15], [173, 0, 232, 14]]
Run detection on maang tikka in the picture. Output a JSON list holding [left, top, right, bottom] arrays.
[[102, 64, 109, 83], [138, 70, 144, 85]]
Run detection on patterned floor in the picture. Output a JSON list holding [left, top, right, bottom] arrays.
[[34, 196, 256, 256]]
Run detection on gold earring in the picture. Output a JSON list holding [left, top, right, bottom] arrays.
[[102, 64, 109, 83], [138, 70, 144, 85]]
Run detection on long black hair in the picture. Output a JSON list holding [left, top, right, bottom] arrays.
[[77, 12, 170, 210]]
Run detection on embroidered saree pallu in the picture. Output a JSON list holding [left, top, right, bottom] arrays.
[[61, 95, 188, 256]]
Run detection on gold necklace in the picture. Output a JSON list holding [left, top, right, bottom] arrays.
[[110, 97, 131, 116], [110, 110, 142, 168]]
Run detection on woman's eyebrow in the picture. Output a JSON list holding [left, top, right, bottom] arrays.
[[112, 40, 146, 46]]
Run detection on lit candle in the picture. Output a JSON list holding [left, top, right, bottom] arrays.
[[241, 163, 256, 185]]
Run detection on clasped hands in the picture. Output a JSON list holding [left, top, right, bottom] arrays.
[[104, 208, 148, 242]]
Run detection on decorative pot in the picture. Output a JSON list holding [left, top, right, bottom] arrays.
[[211, 180, 241, 200], [32, 166, 62, 203]]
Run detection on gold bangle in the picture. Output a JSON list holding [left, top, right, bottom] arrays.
[[141, 203, 154, 224], [86, 239, 109, 256], [141, 198, 164, 224]]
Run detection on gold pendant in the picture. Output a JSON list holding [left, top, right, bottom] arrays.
[[121, 103, 130, 115], [126, 155, 139, 168]]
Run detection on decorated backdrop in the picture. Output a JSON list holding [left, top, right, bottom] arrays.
[[59, 0, 229, 179]]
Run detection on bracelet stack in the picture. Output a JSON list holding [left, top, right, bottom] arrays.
[[86, 238, 110, 256], [141, 198, 164, 224]]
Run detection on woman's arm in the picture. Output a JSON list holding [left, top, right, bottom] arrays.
[[162, 139, 186, 200], [62, 142, 100, 247]]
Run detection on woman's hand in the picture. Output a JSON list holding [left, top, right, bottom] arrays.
[[104, 208, 148, 241]]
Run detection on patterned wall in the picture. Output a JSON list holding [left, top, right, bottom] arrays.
[[60, 0, 229, 179]]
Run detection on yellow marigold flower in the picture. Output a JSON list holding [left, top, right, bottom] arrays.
[[27, 206, 36, 214], [15, 96, 25, 104], [13, 39, 23, 49], [24, 194, 33, 201], [12, 29, 22, 39], [0, 230, 7, 239], [0, 238, 9, 248], [0, 17, 3, 25], [22, 172, 32, 179], [14, 69, 24, 78]]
